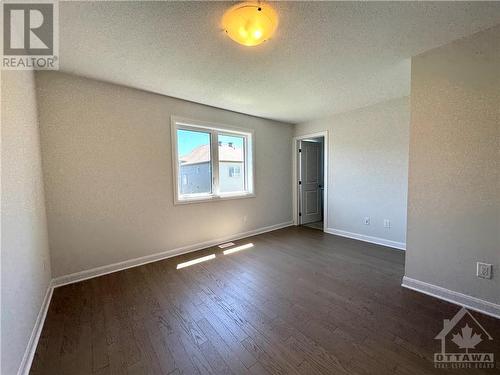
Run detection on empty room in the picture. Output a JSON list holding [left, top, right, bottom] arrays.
[[2, 1, 500, 374]]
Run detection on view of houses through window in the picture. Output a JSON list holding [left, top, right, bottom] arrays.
[[177, 129, 212, 195], [218, 134, 245, 193], [176, 125, 248, 200]]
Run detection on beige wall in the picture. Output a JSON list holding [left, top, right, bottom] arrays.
[[295, 97, 410, 247], [1, 71, 52, 375], [35, 72, 294, 278], [405, 25, 500, 304]]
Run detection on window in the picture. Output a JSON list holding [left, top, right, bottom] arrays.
[[177, 128, 212, 195], [229, 166, 241, 178], [172, 117, 254, 203], [219, 134, 244, 193]]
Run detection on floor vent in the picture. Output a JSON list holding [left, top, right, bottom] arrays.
[[218, 242, 235, 249]]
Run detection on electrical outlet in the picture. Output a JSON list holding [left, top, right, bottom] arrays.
[[383, 219, 391, 228], [477, 262, 492, 279], [364, 217, 370, 225]]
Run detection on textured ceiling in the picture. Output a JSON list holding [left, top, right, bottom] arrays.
[[59, 2, 500, 123]]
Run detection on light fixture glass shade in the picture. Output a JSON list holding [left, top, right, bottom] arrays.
[[222, 2, 278, 47]]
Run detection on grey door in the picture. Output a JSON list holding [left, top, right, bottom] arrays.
[[299, 140, 322, 224]]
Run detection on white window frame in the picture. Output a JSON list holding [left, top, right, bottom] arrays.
[[171, 116, 255, 204]]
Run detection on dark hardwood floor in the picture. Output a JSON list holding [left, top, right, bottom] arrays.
[[30, 226, 500, 374]]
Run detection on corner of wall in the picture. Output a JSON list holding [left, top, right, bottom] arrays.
[[1, 69, 53, 375]]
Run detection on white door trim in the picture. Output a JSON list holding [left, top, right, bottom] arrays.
[[292, 131, 328, 231]]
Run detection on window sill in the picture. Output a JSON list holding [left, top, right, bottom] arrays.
[[175, 192, 256, 205]]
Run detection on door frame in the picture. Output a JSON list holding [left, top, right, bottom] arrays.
[[292, 131, 328, 230]]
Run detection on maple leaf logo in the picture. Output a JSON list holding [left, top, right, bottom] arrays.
[[451, 324, 483, 353]]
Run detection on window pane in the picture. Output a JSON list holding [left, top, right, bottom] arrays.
[[177, 129, 212, 195], [218, 134, 245, 193]]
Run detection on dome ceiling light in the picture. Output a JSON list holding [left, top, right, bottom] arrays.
[[222, 1, 278, 47]]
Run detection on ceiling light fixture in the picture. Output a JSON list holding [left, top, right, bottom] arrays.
[[222, 1, 278, 47]]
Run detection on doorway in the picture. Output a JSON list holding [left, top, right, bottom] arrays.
[[293, 132, 328, 231]]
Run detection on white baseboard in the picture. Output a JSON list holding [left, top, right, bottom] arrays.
[[20, 221, 293, 374], [402, 276, 500, 320], [17, 281, 54, 375], [52, 221, 293, 288], [325, 227, 406, 250]]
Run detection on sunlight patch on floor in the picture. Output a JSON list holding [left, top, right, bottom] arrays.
[[223, 243, 254, 255], [177, 254, 216, 269]]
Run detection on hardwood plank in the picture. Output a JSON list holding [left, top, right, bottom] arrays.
[[31, 226, 500, 375], [196, 318, 251, 374]]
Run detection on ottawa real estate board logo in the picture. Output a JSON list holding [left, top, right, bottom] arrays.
[[434, 307, 495, 369], [2, 0, 59, 69]]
